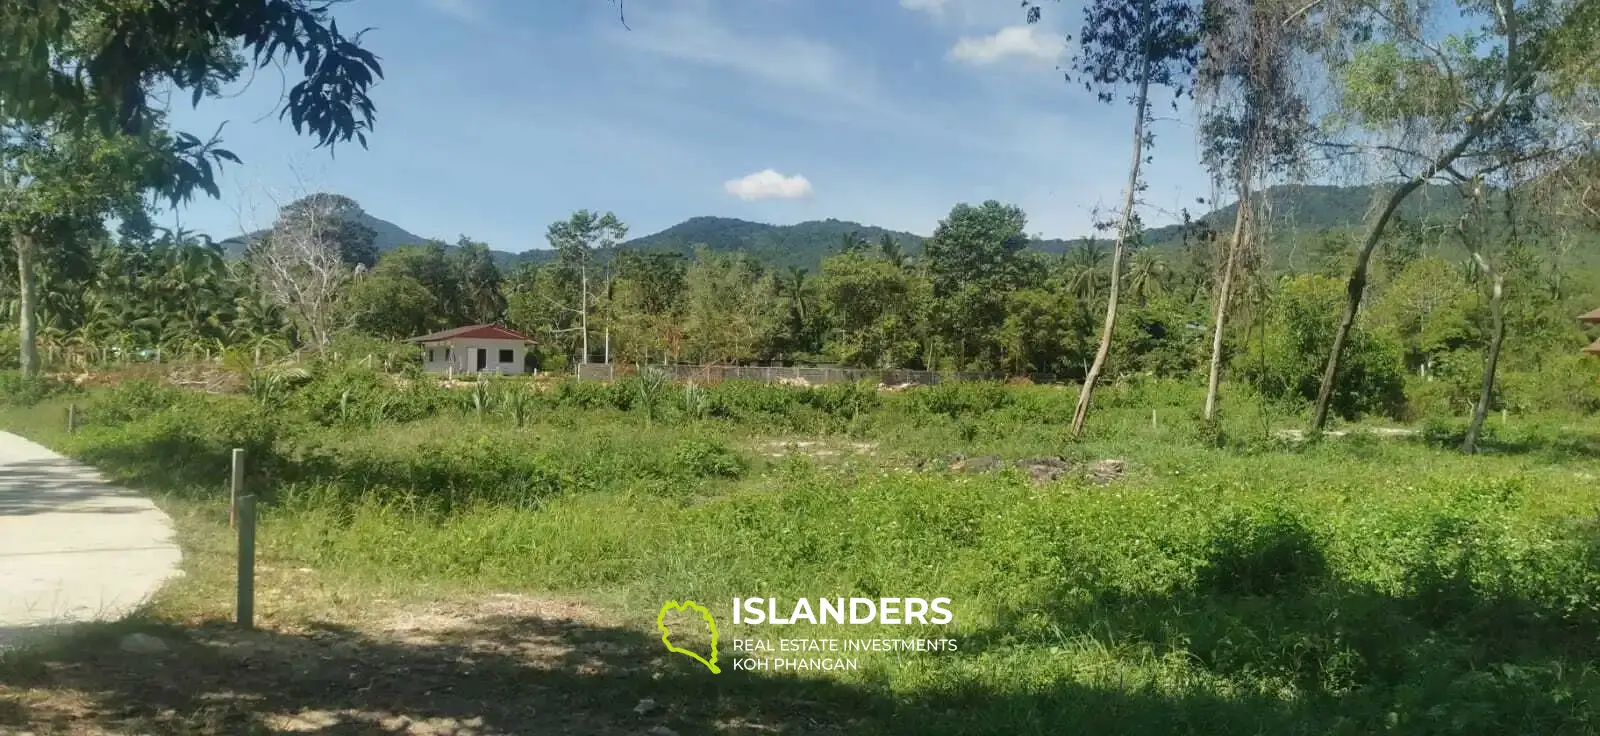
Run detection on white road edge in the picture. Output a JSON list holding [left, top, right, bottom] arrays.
[[0, 431, 182, 653]]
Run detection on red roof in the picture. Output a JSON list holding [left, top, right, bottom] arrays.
[[406, 324, 531, 343], [1580, 308, 1600, 324]]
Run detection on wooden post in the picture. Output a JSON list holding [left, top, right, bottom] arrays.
[[1151, 409, 1158, 429], [229, 448, 244, 529], [236, 494, 256, 629], [66, 403, 76, 433]]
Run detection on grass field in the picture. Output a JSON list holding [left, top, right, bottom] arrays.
[[3, 370, 1600, 734]]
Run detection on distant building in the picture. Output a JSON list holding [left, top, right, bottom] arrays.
[[407, 324, 533, 375], [1580, 308, 1600, 356]]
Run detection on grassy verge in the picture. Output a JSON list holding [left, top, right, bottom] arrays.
[[4, 374, 1600, 734]]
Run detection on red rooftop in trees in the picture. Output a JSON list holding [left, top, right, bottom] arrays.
[[405, 324, 532, 343]]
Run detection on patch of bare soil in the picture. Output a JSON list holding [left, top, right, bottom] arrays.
[[915, 455, 1127, 486], [757, 440, 878, 460], [1272, 427, 1419, 441], [0, 594, 867, 735]]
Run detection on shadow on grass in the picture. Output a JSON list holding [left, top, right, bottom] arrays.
[[969, 542, 1600, 734], [1407, 421, 1600, 462], [0, 607, 1351, 736]]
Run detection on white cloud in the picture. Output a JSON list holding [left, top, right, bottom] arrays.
[[724, 169, 814, 201], [950, 26, 1065, 65], [421, 0, 485, 23], [900, 0, 952, 15], [610, 4, 868, 102]]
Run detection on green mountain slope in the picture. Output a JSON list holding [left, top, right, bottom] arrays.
[[217, 183, 1475, 271], [218, 211, 437, 259]]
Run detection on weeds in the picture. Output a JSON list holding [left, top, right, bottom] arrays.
[[7, 366, 1600, 733]]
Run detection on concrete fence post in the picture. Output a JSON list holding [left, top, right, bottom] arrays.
[[66, 403, 77, 434], [236, 494, 257, 629], [230, 448, 244, 529]]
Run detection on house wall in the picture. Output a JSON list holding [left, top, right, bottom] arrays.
[[422, 338, 528, 375]]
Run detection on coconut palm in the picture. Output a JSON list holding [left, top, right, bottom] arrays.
[[1124, 249, 1170, 307], [1061, 241, 1110, 303]]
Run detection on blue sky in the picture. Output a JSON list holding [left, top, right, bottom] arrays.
[[160, 0, 1217, 253]]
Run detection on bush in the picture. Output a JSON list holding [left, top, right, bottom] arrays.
[[803, 380, 881, 421], [705, 380, 800, 420], [904, 381, 1013, 420], [1197, 506, 1327, 596], [672, 438, 745, 479], [89, 379, 182, 425], [1239, 274, 1407, 421], [0, 370, 75, 407], [549, 378, 632, 412]]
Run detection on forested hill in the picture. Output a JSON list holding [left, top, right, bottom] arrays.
[[1197, 183, 1465, 235], [591, 183, 1466, 268], [221, 183, 1467, 270], [219, 212, 435, 260]]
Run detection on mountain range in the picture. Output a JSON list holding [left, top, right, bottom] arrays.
[[220, 184, 1471, 271]]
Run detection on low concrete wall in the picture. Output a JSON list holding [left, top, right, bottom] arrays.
[[572, 364, 1015, 385]]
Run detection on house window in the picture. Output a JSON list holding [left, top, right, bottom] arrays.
[[499, 349, 514, 363], [428, 348, 435, 362], [445, 347, 452, 360]]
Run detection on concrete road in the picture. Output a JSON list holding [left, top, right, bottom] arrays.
[[0, 432, 181, 651]]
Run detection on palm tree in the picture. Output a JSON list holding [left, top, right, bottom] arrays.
[[1062, 240, 1109, 303], [1124, 250, 1169, 307], [878, 234, 906, 267]]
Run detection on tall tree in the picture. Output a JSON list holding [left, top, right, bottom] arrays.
[[276, 193, 378, 267], [0, 123, 163, 375], [1026, 0, 1202, 437], [1309, 0, 1580, 431], [0, 1, 382, 153], [373, 241, 459, 326], [249, 194, 353, 349], [1197, 0, 1314, 422], [452, 236, 505, 324], [545, 210, 627, 364], [923, 201, 1030, 370], [1455, 178, 1506, 453], [681, 249, 783, 365], [818, 251, 926, 368]]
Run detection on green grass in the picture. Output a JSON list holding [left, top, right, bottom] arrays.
[[4, 373, 1600, 734]]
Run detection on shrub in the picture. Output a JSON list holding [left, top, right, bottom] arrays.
[[293, 366, 396, 426], [1238, 274, 1407, 421], [803, 380, 881, 422], [682, 381, 710, 421], [550, 378, 631, 411], [89, 379, 182, 425], [0, 370, 75, 407], [672, 438, 745, 479], [1197, 506, 1327, 596], [904, 381, 1013, 420], [705, 380, 800, 420]]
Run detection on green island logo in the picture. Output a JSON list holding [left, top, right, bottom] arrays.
[[657, 600, 721, 674]]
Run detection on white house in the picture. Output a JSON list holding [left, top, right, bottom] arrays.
[[407, 324, 534, 376]]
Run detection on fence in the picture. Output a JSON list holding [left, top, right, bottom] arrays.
[[573, 363, 1016, 386]]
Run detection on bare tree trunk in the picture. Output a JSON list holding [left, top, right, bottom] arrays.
[[1203, 184, 1252, 421], [1310, 115, 1501, 431], [15, 232, 39, 378], [1463, 262, 1504, 454], [580, 263, 590, 365], [1071, 54, 1152, 438]]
